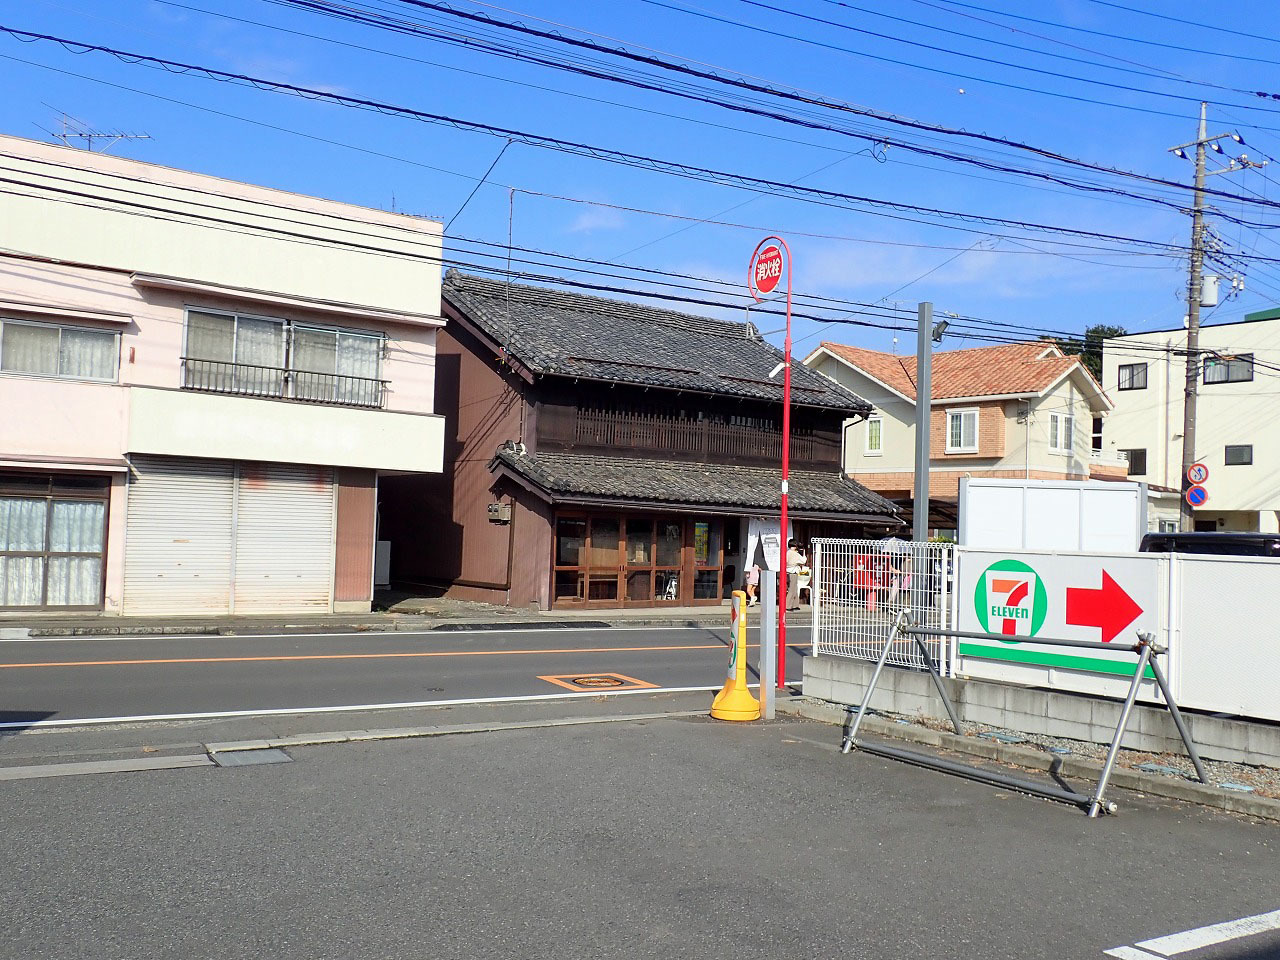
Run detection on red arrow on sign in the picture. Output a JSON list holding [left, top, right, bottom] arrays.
[[1065, 571, 1142, 643]]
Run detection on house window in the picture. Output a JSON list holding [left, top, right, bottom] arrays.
[[0, 318, 118, 382], [1118, 363, 1147, 390], [1049, 412, 1074, 454], [1225, 444, 1253, 466], [865, 416, 883, 455], [1092, 416, 1103, 452], [1204, 354, 1253, 384], [1159, 519, 1179, 533], [182, 309, 385, 408], [1121, 448, 1147, 476], [946, 409, 978, 453]]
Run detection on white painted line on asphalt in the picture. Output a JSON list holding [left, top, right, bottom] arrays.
[[0, 683, 777, 729], [0, 625, 756, 644], [1134, 908, 1280, 956], [1103, 947, 1163, 960]]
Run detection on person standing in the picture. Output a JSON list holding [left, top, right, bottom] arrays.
[[785, 539, 805, 611]]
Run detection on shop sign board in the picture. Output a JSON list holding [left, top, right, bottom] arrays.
[[954, 548, 1165, 697]]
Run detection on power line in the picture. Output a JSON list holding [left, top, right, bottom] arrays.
[[6, 26, 1245, 253], [924, 0, 1280, 69], [280, 0, 1280, 211], [0, 48, 1187, 270]]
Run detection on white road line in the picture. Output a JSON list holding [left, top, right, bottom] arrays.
[[0, 625, 747, 644], [0, 683, 766, 729], [1135, 908, 1280, 956], [1104, 947, 1164, 960]]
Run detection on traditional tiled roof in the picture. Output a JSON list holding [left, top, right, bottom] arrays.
[[491, 448, 901, 519], [817, 341, 1088, 402], [443, 271, 871, 413]]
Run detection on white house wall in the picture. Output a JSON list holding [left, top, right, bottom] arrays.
[[1102, 319, 1280, 520], [0, 135, 442, 318]]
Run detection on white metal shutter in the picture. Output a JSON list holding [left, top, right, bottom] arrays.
[[124, 455, 234, 615], [233, 463, 335, 614]]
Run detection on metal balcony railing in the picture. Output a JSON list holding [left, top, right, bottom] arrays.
[[181, 358, 387, 409]]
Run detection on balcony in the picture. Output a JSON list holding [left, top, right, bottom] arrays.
[[543, 407, 840, 466], [128, 386, 443, 473], [181, 357, 387, 409]]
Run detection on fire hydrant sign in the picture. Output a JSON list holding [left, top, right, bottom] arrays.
[[954, 548, 1164, 698]]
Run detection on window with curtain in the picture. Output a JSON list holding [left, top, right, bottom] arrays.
[[1049, 412, 1074, 453], [0, 495, 106, 608], [865, 416, 883, 455], [1204, 354, 1253, 384], [184, 310, 284, 396], [0, 319, 117, 381], [293, 326, 382, 405], [946, 409, 978, 453]]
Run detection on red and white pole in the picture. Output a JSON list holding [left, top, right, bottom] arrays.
[[749, 236, 792, 689]]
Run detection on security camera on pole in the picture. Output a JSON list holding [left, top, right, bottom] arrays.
[[749, 236, 792, 690]]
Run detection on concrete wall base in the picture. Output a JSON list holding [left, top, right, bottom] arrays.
[[805, 654, 1280, 767]]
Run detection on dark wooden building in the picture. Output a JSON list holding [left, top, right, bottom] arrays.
[[381, 271, 900, 609]]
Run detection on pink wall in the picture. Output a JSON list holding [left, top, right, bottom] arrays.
[[1, 257, 437, 413]]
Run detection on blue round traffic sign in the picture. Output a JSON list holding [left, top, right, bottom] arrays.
[[1186, 484, 1209, 507]]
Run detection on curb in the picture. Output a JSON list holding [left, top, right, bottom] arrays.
[[777, 697, 1280, 823], [11, 617, 750, 639], [204, 710, 705, 756]]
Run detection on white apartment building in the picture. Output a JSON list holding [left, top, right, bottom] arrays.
[[1101, 310, 1280, 533], [0, 135, 444, 615]]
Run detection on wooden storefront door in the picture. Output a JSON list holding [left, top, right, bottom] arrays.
[[551, 512, 725, 608]]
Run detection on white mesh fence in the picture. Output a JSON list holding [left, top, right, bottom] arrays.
[[811, 538, 953, 671]]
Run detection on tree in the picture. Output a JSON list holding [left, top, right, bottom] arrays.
[[1050, 323, 1127, 383]]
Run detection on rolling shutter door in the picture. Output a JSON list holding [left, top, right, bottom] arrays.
[[123, 456, 234, 614], [233, 463, 335, 614]]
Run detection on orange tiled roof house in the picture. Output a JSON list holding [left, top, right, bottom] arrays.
[[804, 340, 1119, 520]]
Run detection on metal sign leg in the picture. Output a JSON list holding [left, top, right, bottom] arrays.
[[1147, 654, 1208, 785], [912, 633, 963, 735], [1088, 642, 1153, 818], [841, 611, 907, 753]]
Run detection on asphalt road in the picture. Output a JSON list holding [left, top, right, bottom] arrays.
[[0, 625, 810, 725], [2, 712, 1277, 960]]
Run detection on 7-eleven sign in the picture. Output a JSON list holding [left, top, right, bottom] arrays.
[[975, 560, 1048, 638]]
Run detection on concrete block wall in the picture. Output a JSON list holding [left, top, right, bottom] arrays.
[[805, 655, 1280, 767]]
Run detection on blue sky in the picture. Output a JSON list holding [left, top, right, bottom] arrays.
[[3, 0, 1280, 354]]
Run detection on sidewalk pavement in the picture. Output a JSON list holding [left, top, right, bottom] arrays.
[[0, 595, 811, 639]]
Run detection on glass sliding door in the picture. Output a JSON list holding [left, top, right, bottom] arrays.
[[586, 517, 620, 603], [691, 518, 724, 603], [624, 517, 654, 603]]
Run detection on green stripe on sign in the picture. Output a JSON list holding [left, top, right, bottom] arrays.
[[956, 643, 1156, 679]]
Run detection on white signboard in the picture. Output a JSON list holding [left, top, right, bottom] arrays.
[[953, 547, 1166, 699], [747, 517, 793, 572], [959, 478, 1147, 553]]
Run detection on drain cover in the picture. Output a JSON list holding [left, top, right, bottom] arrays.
[[211, 748, 293, 767], [538, 672, 659, 692], [570, 676, 626, 688]]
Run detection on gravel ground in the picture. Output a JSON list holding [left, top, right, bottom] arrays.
[[880, 710, 1280, 799]]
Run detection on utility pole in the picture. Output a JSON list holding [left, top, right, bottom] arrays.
[[913, 301, 933, 542], [1168, 104, 1261, 530]]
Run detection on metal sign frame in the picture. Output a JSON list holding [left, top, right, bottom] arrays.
[[839, 617, 1207, 818]]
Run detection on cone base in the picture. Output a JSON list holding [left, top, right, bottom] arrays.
[[710, 686, 761, 722]]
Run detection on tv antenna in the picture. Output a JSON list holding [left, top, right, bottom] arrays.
[[35, 105, 150, 153]]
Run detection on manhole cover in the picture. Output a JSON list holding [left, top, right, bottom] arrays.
[[570, 676, 626, 688], [538, 673, 659, 692]]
